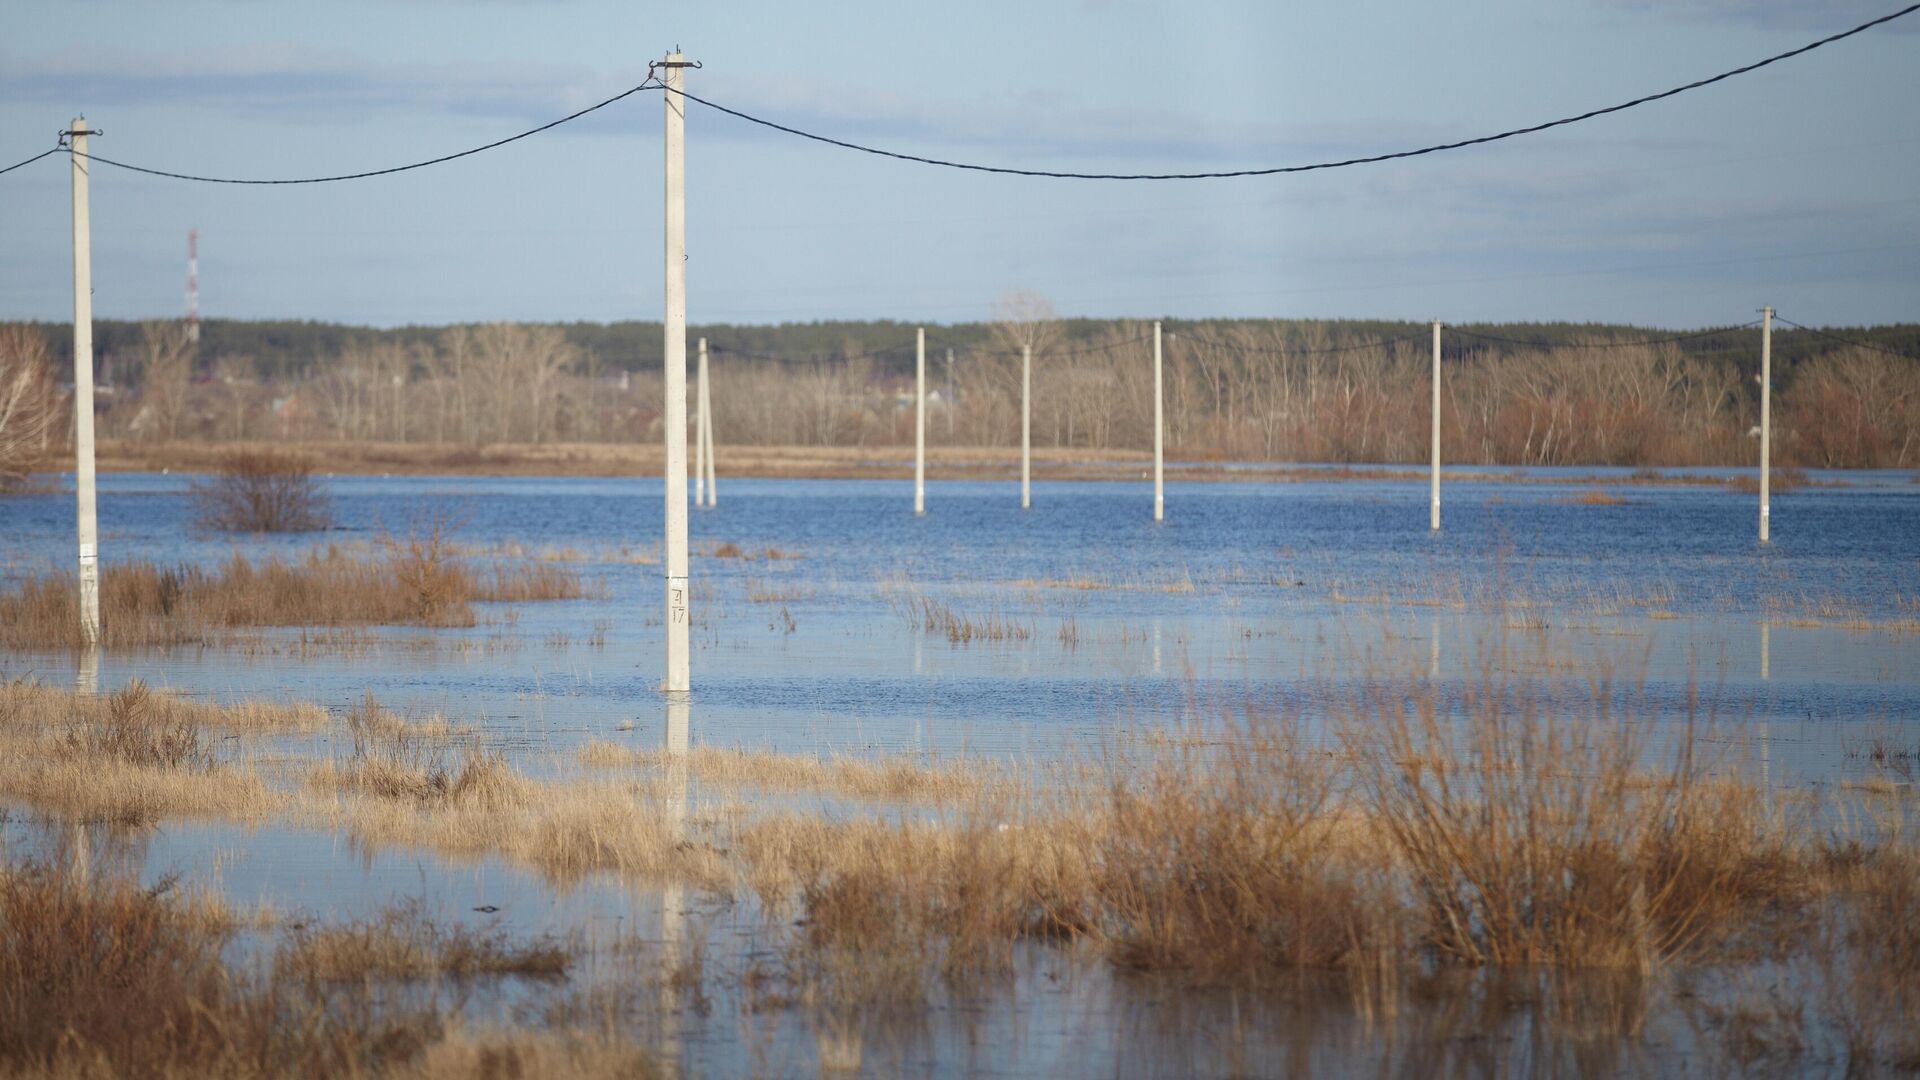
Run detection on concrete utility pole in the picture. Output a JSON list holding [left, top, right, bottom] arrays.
[[1021, 344, 1032, 509], [914, 327, 926, 515], [1431, 320, 1442, 532], [1759, 306, 1772, 545], [661, 54, 692, 695], [69, 118, 100, 646], [1153, 321, 1164, 522], [694, 338, 707, 507], [700, 340, 716, 507], [945, 347, 954, 438]]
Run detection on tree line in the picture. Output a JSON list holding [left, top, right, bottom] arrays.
[[1, 310, 1915, 485]]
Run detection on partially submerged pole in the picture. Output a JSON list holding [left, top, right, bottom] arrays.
[[1152, 321, 1164, 522], [914, 327, 926, 515], [1430, 320, 1442, 532], [1021, 344, 1031, 509], [69, 118, 100, 646], [661, 53, 691, 695], [1759, 306, 1772, 545]]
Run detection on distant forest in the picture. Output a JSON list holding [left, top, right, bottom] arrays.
[[2, 315, 1917, 475], [17, 316, 1920, 384]]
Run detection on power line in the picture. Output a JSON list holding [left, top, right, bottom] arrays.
[[7, 2, 1912, 188], [1773, 315, 1920, 360], [666, 3, 1920, 180], [1450, 322, 1762, 350], [0, 147, 61, 177], [63, 80, 659, 184]]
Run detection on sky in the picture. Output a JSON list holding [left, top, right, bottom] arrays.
[[0, 0, 1915, 329]]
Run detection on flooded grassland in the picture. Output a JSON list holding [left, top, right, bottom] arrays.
[[1, 469, 1917, 1076]]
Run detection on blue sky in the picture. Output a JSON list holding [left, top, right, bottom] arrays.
[[1, 0, 1915, 328]]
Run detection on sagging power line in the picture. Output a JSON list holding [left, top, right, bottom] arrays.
[[661, 4, 1918, 180], [1773, 315, 1920, 361], [5, 3, 1915, 186]]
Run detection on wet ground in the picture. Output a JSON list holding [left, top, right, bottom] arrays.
[[3, 467, 1917, 1075]]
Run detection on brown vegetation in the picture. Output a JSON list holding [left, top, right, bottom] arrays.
[[275, 901, 567, 984], [0, 859, 659, 1078], [189, 448, 331, 532], [0, 540, 583, 650], [2, 672, 1918, 1069], [0, 679, 318, 826]]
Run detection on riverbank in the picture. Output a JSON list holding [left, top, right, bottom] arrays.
[[23, 439, 1867, 488]]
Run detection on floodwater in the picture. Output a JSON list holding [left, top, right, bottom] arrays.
[[3, 467, 1918, 1076]]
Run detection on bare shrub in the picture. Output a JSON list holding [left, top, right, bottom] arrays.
[[382, 513, 477, 624], [59, 679, 215, 771], [189, 448, 331, 532]]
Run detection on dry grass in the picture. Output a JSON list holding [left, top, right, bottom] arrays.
[[0, 538, 583, 650], [1559, 489, 1626, 506], [0, 858, 660, 1078], [578, 742, 998, 803], [275, 900, 568, 984], [0, 679, 312, 826]]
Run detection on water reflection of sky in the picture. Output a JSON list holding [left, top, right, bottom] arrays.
[[5, 472, 1916, 774]]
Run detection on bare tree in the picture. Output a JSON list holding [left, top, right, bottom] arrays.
[[132, 321, 195, 441], [0, 325, 57, 487]]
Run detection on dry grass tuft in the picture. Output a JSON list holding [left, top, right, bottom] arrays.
[[0, 679, 308, 825], [276, 900, 568, 984], [892, 593, 1033, 644], [1344, 668, 1799, 969]]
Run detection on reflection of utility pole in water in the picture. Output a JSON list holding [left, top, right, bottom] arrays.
[[659, 697, 689, 1079], [1151, 619, 1162, 676], [76, 646, 99, 697], [1429, 615, 1440, 679], [1759, 620, 1771, 794]]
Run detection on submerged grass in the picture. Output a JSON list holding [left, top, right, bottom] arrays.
[[2, 670, 1918, 1067], [0, 858, 661, 1078], [0, 532, 584, 650], [0, 679, 315, 826]]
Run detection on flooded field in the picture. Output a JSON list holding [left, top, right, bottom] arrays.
[[3, 467, 1918, 1076]]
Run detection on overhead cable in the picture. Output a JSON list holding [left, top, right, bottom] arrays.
[[6, 4, 1913, 186], [1774, 315, 1920, 360], [62, 81, 658, 184], [0, 147, 61, 177], [664, 3, 1919, 180]]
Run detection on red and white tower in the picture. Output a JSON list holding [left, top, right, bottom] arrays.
[[185, 227, 200, 344]]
